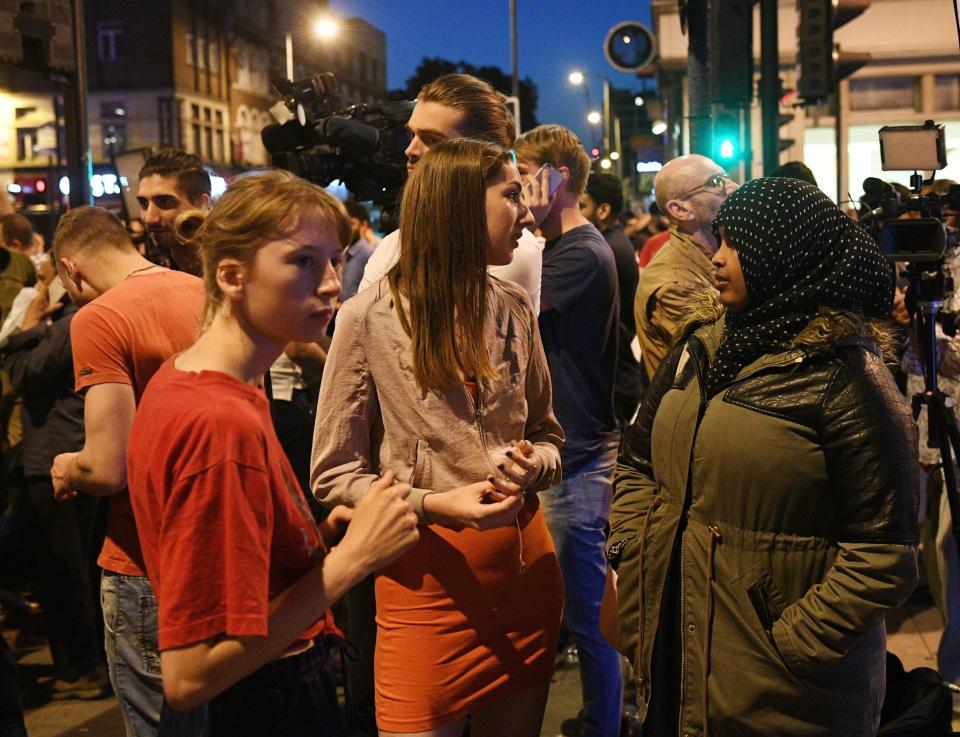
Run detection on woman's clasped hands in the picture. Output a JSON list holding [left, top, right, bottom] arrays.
[[422, 440, 542, 531]]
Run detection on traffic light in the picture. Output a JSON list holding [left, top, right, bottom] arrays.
[[710, 0, 753, 107], [778, 81, 797, 154], [797, 0, 872, 102], [713, 114, 741, 164]]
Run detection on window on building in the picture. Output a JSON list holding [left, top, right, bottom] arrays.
[[215, 129, 225, 162], [103, 123, 127, 152], [934, 75, 960, 111], [209, 42, 219, 73], [97, 21, 125, 62], [236, 49, 250, 90], [14, 107, 36, 120], [849, 77, 919, 111], [197, 38, 207, 70], [100, 101, 127, 119], [193, 123, 202, 157], [186, 32, 194, 65], [16, 128, 38, 161]]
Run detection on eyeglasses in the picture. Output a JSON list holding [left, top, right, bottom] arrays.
[[677, 172, 731, 200]]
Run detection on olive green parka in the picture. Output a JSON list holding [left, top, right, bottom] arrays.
[[609, 295, 920, 737]]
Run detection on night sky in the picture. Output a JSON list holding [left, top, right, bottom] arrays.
[[327, 0, 655, 147]]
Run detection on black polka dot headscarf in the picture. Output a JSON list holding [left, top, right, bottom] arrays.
[[707, 176, 892, 393]]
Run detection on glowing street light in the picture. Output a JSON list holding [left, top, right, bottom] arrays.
[[634, 95, 644, 107], [568, 70, 585, 86], [286, 16, 340, 80], [651, 120, 668, 135], [600, 158, 612, 170], [314, 17, 339, 39], [587, 110, 602, 125], [609, 151, 620, 161]]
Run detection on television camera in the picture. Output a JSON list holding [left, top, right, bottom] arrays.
[[261, 73, 414, 218]]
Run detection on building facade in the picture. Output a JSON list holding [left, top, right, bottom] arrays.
[[0, 0, 388, 202], [652, 0, 960, 201]]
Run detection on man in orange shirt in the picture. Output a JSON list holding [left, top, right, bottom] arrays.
[[50, 206, 204, 737]]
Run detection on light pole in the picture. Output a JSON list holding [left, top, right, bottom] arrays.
[[285, 16, 339, 80], [568, 70, 612, 156]]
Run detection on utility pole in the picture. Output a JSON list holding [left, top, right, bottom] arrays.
[[686, 0, 712, 155], [65, 0, 91, 207], [509, 0, 519, 101], [760, 0, 780, 174]]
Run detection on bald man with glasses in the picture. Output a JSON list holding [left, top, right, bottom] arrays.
[[634, 154, 737, 379]]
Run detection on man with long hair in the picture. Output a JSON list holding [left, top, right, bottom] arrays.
[[358, 73, 541, 311]]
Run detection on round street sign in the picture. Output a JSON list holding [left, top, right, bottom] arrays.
[[604, 21, 656, 74]]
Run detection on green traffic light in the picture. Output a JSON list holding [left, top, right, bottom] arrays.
[[719, 139, 736, 160]]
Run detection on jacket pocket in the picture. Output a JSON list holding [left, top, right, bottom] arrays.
[[410, 439, 432, 489], [744, 565, 791, 659]]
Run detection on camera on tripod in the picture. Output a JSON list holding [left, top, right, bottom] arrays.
[[859, 121, 960, 305], [260, 72, 414, 214]]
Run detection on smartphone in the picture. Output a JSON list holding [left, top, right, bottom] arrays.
[[535, 163, 565, 197]]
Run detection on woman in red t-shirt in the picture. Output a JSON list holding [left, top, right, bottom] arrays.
[[126, 170, 419, 737]]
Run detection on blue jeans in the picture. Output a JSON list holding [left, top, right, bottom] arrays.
[[541, 449, 623, 737], [101, 572, 163, 737]]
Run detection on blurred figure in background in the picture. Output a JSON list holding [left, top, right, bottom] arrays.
[[341, 202, 376, 303]]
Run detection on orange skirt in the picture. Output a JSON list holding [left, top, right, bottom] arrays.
[[373, 499, 563, 732]]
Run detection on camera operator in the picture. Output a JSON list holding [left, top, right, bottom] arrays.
[[357, 73, 543, 312]]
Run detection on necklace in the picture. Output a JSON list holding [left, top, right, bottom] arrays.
[[125, 264, 160, 280]]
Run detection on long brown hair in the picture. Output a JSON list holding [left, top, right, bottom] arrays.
[[174, 170, 351, 327], [389, 138, 511, 391]]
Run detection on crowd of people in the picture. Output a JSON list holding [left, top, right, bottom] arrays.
[[0, 70, 953, 737]]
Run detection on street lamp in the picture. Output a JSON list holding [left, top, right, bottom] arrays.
[[651, 120, 668, 136], [587, 110, 602, 125], [285, 15, 340, 81], [568, 69, 612, 155], [314, 17, 338, 40]]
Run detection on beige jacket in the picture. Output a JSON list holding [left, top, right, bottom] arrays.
[[634, 227, 716, 380], [311, 276, 564, 521]]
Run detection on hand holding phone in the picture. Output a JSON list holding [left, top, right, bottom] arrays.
[[537, 163, 565, 198], [522, 163, 565, 228]]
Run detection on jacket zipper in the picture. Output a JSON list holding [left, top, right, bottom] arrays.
[[679, 338, 712, 737], [467, 384, 498, 474], [467, 384, 525, 572]]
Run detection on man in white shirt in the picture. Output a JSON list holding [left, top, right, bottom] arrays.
[[359, 73, 542, 312]]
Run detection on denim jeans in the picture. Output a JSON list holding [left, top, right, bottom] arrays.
[[541, 448, 623, 737], [101, 571, 163, 737]]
